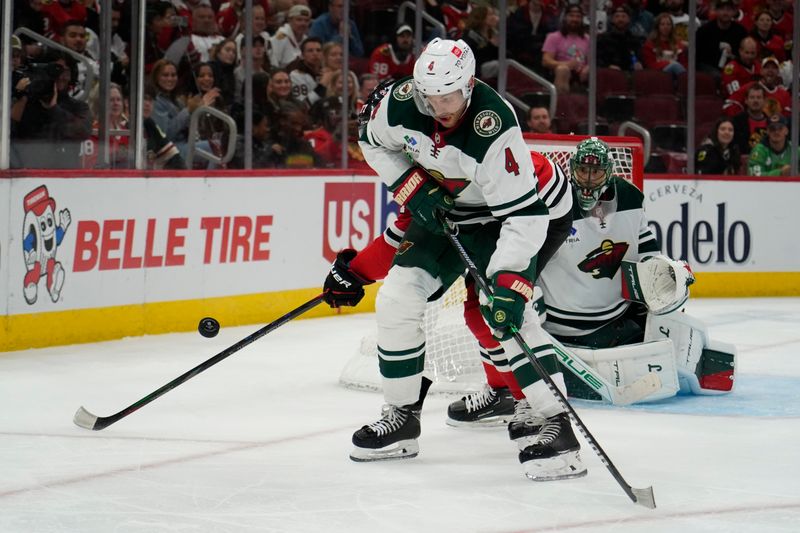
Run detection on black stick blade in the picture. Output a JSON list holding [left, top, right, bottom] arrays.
[[632, 486, 656, 509], [73, 406, 99, 430]]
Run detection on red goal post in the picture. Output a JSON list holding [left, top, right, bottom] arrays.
[[339, 134, 646, 394]]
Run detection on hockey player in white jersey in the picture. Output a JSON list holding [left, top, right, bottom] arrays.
[[341, 38, 585, 481]]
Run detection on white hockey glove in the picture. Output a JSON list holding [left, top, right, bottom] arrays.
[[620, 255, 695, 315]]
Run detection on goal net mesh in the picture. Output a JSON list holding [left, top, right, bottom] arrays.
[[340, 134, 644, 394]]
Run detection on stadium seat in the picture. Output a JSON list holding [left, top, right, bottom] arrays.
[[691, 95, 725, 125], [652, 123, 688, 152], [633, 95, 681, 128], [555, 93, 589, 133], [677, 71, 719, 98], [633, 70, 674, 96], [601, 94, 635, 122], [596, 67, 630, 101]]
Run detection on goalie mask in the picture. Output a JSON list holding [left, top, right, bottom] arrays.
[[412, 38, 475, 118], [570, 137, 615, 211]]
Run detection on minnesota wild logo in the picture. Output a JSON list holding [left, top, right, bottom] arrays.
[[427, 169, 470, 195], [392, 80, 414, 101], [578, 239, 629, 279], [474, 110, 501, 137]]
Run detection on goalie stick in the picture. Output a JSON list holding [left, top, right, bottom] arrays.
[[442, 221, 656, 509], [73, 295, 324, 431]]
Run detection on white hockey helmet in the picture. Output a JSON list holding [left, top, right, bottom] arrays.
[[412, 38, 476, 116]]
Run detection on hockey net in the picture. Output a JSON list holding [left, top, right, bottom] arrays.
[[340, 134, 645, 394]]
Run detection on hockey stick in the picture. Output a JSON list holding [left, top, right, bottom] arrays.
[[73, 295, 325, 431], [442, 223, 656, 509], [548, 334, 662, 405]]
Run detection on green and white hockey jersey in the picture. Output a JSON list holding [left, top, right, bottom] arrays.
[[539, 178, 660, 337], [359, 76, 549, 277]]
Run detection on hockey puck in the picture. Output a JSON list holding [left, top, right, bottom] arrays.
[[198, 317, 220, 338]]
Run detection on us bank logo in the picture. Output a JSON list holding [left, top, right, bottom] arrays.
[[322, 183, 376, 263]]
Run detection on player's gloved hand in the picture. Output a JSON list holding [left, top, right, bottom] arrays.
[[390, 167, 454, 234], [323, 249, 374, 308], [480, 272, 534, 340]]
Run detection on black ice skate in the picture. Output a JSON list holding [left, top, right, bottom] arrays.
[[446, 385, 515, 428], [350, 378, 431, 462], [507, 399, 545, 449], [518, 412, 587, 481]]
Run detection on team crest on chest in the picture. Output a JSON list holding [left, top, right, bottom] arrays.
[[578, 239, 629, 279], [392, 80, 414, 101], [474, 110, 501, 137]]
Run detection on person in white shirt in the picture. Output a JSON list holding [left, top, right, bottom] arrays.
[[270, 4, 312, 68]]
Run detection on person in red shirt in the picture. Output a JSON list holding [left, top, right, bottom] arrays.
[[721, 36, 759, 97], [765, 0, 793, 41], [40, 0, 87, 38], [724, 56, 790, 117], [750, 9, 787, 61], [368, 24, 416, 81]]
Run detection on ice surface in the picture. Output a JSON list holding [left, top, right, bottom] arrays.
[[1, 298, 799, 532]]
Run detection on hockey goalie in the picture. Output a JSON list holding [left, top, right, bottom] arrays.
[[447, 138, 737, 428]]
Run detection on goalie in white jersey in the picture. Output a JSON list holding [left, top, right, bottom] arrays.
[[450, 137, 736, 428], [332, 38, 586, 481]]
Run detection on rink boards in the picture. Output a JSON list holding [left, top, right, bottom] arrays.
[[0, 170, 798, 351]]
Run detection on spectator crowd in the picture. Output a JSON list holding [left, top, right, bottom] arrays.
[[7, 0, 797, 175]]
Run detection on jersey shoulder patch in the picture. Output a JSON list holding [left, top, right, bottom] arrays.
[[459, 81, 518, 163]]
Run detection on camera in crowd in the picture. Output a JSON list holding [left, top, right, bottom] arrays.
[[13, 62, 64, 101]]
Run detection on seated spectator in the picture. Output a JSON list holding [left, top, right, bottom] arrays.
[[597, 5, 643, 72], [288, 37, 325, 110], [190, 62, 229, 150], [268, 67, 304, 113], [40, 0, 87, 39], [664, 0, 700, 43], [150, 59, 192, 150], [749, 9, 786, 62], [731, 84, 768, 154], [216, 0, 246, 37], [440, 0, 472, 38], [83, 82, 129, 169], [368, 24, 416, 81], [234, 3, 271, 62], [319, 41, 344, 91], [461, 4, 500, 78], [748, 114, 794, 176], [628, 0, 655, 42], [58, 19, 99, 100], [229, 110, 282, 168], [724, 56, 790, 117], [320, 69, 360, 119], [270, 4, 312, 68], [308, 0, 365, 58], [273, 103, 323, 168], [209, 38, 238, 107], [696, 0, 748, 77], [507, 0, 560, 71], [142, 85, 185, 169], [10, 53, 91, 169], [541, 3, 589, 94], [695, 118, 741, 174], [640, 12, 688, 77], [145, 2, 178, 74], [190, 3, 224, 62], [14, 0, 47, 59], [305, 96, 371, 169], [526, 105, 553, 134], [358, 73, 379, 109], [721, 36, 759, 97], [765, 0, 793, 42], [234, 35, 270, 105]]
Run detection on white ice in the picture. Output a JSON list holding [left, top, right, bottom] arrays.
[[1, 298, 799, 533]]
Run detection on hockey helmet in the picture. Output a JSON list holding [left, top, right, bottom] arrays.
[[412, 38, 475, 116], [570, 137, 614, 211]]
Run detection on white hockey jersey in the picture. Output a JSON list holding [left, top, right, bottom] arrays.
[[539, 178, 659, 337], [359, 77, 550, 277]]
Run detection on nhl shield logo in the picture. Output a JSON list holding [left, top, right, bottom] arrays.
[[577, 239, 629, 279], [392, 80, 414, 101], [474, 110, 501, 137]]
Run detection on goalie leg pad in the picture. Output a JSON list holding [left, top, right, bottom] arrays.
[[645, 312, 736, 395], [571, 339, 680, 403]]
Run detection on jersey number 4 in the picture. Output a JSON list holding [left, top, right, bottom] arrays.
[[504, 147, 520, 176]]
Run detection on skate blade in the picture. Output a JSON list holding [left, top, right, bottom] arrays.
[[349, 439, 419, 462], [523, 450, 587, 481], [446, 415, 512, 429]]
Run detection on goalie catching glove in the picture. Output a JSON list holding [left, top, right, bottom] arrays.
[[621, 255, 695, 315], [480, 272, 534, 340], [390, 167, 454, 234], [323, 249, 374, 308]]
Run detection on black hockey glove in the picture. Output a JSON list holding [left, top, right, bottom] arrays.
[[323, 249, 373, 308], [390, 167, 454, 234], [480, 272, 534, 340], [358, 77, 394, 138]]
